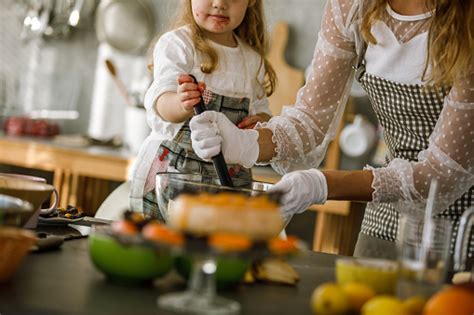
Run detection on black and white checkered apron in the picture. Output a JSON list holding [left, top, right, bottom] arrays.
[[355, 61, 473, 262], [143, 91, 253, 221]]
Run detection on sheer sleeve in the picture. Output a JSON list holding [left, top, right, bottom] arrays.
[[257, 0, 360, 174], [367, 66, 474, 214]]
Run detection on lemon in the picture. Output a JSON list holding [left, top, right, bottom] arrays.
[[336, 258, 398, 294], [342, 282, 376, 311], [402, 296, 427, 315], [311, 283, 350, 315], [362, 296, 409, 315]]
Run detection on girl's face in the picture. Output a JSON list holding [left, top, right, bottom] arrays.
[[191, 0, 251, 45]]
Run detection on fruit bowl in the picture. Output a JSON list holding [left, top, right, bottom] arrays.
[[335, 258, 398, 294], [88, 226, 174, 284], [174, 255, 251, 289], [155, 172, 274, 221]]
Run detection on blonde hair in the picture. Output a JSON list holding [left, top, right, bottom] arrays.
[[148, 0, 276, 97], [361, 0, 473, 86]]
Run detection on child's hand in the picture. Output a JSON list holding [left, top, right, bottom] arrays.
[[177, 74, 206, 112], [237, 113, 272, 129]]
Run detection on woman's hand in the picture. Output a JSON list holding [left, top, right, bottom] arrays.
[[269, 169, 328, 219], [176, 74, 206, 112], [190, 111, 259, 168], [238, 113, 272, 129]]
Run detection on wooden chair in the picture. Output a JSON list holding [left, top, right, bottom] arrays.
[[308, 98, 365, 255]]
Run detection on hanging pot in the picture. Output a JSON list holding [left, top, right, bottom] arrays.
[[95, 0, 155, 55]]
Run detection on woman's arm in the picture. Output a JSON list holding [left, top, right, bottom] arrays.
[[255, 0, 359, 174], [323, 170, 374, 201]]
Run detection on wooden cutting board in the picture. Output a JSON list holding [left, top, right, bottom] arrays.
[[267, 22, 305, 116]]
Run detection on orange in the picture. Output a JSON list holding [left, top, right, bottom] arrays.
[[268, 236, 298, 254], [423, 286, 474, 315], [209, 233, 252, 252], [111, 220, 138, 235], [142, 222, 184, 246]]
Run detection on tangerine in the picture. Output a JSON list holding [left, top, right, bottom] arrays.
[[111, 220, 138, 235], [423, 286, 474, 315], [142, 222, 184, 246]]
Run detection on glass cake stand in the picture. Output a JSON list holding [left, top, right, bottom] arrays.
[[155, 172, 277, 315]]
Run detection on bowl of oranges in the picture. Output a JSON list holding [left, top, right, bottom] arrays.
[[88, 212, 181, 284]]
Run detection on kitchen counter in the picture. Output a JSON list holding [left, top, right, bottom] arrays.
[[0, 134, 364, 255], [0, 238, 339, 315]]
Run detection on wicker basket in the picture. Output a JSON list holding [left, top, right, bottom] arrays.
[[0, 227, 36, 282]]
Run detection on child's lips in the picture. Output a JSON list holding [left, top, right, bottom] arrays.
[[209, 15, 229, 22]]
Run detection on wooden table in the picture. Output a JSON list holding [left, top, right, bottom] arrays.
[[0, 134, 135, 214], [0, 238, 339, 315], [0, 134, 364, 255]]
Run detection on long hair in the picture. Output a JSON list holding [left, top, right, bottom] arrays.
[[360, 0, 473, 86], [150, 0, 276, 97]]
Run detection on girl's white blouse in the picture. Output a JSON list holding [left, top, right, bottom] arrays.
[[129, 26, 271, 209], [260, 0, 473, 214]]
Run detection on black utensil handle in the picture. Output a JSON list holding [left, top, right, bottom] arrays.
[[189, 75, 234, 187]]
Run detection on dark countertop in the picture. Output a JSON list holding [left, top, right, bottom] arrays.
[[0, 238, 340, 315]]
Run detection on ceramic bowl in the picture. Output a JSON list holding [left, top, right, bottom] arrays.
[[0, 227, 37, 282], [0, 175, 56, 228], [0, 194, 33, 227], [88, 227, 174, 284]]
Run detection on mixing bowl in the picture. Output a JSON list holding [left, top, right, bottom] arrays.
[[155, 172, 274, 221], [0, 194, 33, 227]]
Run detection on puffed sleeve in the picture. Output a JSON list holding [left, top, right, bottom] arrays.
[[257, 0, 359, 174], [143, 29, 195, 131]]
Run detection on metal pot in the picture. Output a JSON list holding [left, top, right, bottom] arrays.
[[95, 0, 155, 55]]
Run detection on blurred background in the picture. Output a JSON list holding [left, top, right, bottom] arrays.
[[0, 0, 380, 253]]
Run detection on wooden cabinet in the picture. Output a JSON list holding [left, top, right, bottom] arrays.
[[0, 135, 134, 215]]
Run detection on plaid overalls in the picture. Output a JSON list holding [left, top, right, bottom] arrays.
[[143, 91, 253, 221]]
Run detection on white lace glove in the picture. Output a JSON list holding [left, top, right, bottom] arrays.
[[190, 111, 259, 168], [269, 169, 328, 220]]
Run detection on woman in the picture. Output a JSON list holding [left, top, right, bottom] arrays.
[[189, 0, 473, 263]]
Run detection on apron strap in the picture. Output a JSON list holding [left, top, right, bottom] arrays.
[[352, 39, 367, 82], [353, 2, 368, 82]]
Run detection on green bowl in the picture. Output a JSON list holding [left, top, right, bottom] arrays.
[[89, 233, 173, 284], [174, 255, 251, 289]]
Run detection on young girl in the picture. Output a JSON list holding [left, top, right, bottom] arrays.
[[190, 0, 473, 264], [129, 0, 276, 220]]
